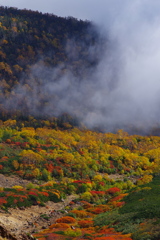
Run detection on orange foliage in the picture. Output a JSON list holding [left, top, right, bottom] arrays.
[[80, 200, 92, 209], [99, 227, 115, 234], [49, 223, 70, 229], [41, 191, 49, 197], [110, 194, 127, 202], [78, 219, 93, 228], [88, 204, 111, 214], [89, 207, 105, 214], [71, 209, 88, 218], [34, 232, 65, 240], [56, 216, 76, 224], [45, 163, 54, 173], [107, 187, 121, 195], [46, 233, 66, 240], [116, 201, 125, 207], [110, 200, 125, 208], [0, 198, 7, 205], [0, 156, 9, 162], [94, 237, 115, 240], [98, 228, 132, 240]]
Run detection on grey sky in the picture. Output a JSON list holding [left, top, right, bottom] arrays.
[[1, 0, 160, 27], [0, 0, 110, 21]]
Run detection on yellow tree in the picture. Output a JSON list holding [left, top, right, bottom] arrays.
[[32, 168, 40, 178], [19, 150, 44, 168], [20, 127, 36, 138], [144, 148, 160, 161], [12, 160, 19, 170]]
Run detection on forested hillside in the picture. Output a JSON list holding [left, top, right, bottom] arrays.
[[1, 6, 160, 240], [0, 6, 103, 121]]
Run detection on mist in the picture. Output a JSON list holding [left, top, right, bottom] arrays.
[[2, 0, 160, 133]]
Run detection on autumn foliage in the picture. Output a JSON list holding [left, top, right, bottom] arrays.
[[1, 5, 160, 240], [56, 216, 76, 224]]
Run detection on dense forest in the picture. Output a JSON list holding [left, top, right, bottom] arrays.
[[0, 6, 104, 121], [1, 6, 160, 240]]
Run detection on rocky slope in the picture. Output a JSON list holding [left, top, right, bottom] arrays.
[[0, 195, 76, 240], [0, 174, 77, 239]]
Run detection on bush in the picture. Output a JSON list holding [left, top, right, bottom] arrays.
[[64, 228, 82, 237], [76, 183, 88, 194], [107, 187, 121, 195], [70, 210, 87, 218], [65, 212, 76, 219], [49, 223, 70, 229], [94, 210, 119, 227], [48, 191, 60, 202], [56, 216, 76, 224], [78, 219, 93, 228], [80, 191, 92, 202]]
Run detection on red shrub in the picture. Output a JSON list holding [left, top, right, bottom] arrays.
[[73, 180, 86, 184], [107, 187, 121, 195], [41, 191, 49, 197], [99, 227, 115, 234], [1, 156, 8, 162], [49, 223, 70, 229], [69, 201, 75, 205], [90, 207, 105, 214], [99, 181, 105, 186], [0, 198, 7, 205], [45, 233, 65, 240], [90, 191, 105, 196], [56, 216, 76, 224], [109, 160, 115, 169], [94, 237, 115, 240], [46, 163, 54, 173], [5, 139, 11, 144], [71, 210, 88, 218], [78, 220, 93, 228], [116, 201, 125, 207], [28, 191, 38, 196], [110, 195, 124, 202], [80, 200, 92, 209], [14, 199, 18, 204]]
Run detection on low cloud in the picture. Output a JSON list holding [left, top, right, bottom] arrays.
[[2, 1, 160, 133]]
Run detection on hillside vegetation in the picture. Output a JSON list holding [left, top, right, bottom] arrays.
[[0, 119, 159, 239], [0, 6, 160, 240], [0, 6, 103, 120]]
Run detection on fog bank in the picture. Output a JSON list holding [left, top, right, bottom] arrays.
[[2, 1, 160, 133]]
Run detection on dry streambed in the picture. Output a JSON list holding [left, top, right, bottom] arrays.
[[0, 174, 137, 239], [0, 174, 77, 239], [0, 195, 76, 240]]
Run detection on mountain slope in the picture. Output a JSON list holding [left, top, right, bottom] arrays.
[[0, 6, 104, 120]]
